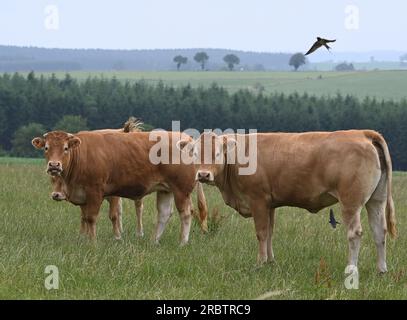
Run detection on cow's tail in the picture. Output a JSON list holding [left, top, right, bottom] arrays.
[[366, 130, 397, 238], [196, 182, 208, 233], [123, 117, 144, 132]]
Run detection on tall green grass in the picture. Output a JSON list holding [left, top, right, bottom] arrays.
[[0, 162, 406, 299]]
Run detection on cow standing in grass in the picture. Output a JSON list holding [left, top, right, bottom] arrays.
[[178, 130, 396, 273], [32, 130, 208, 244], [48, 118, 147, 239]]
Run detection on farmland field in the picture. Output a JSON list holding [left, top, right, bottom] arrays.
[[0, 158, 406, 299], [30, 70, 407, 101]]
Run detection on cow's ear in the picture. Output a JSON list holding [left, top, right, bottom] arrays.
[[32, 137, 45, 149], [68, 136, 81, 149], [176, 139, 192, 153], [223, 136, 237, 154]]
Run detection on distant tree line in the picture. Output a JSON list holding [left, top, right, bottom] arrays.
[[0, 45, 293, 71], [1, 72, 407, 170]]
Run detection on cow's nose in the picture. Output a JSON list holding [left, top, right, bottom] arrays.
[[51, 192, 65, 201], [198, 171, 211, 180], [47, 161, 62, 175], [48, 161, 61, 168], [199, 172, 210, 178]]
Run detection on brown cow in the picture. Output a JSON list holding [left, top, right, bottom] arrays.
[[32, 130, 207, 244], [49, 118, 146, 239], [178, 130, 396, 273]]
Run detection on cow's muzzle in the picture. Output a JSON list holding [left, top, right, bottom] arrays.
[[51, 192, 66, 201], [47, 161, 62, 176], [196, 170, 214, 183]]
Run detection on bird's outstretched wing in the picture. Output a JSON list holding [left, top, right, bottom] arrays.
[[329, 209, 335, 223], [325, 39, 336, 43], [305, 41, 321, 56], [329, 208, 340, 228]]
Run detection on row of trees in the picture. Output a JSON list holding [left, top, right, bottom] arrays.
[[1, 72, 407, 169], [289, 53, 357, 71], [174, 52, 240, 71]]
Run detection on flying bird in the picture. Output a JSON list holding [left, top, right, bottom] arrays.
[[329, 209, 340, 229], [305, 37, 336, 56]]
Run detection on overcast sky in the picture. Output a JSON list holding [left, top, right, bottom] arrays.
[[0, 0, 406, 52]]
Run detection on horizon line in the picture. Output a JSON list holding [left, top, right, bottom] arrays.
[[1, 43, 406, 54]]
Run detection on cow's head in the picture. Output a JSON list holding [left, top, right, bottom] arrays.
[[50, 176, 67, 201], [177, 132, 236, 184], [31, 131, 81, 176]]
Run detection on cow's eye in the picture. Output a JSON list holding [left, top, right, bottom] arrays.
[[64, 146, 68, 152], [44, 146, 49, 152]]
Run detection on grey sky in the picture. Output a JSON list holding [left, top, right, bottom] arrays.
[[0, 0, 406, 52]]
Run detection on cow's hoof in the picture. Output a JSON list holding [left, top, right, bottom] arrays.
[[378, 263, 388, 274], [114, 235, 122, 241], [257, 255, 268, 266], [201, 222, 209, 234], [136, 231, 144, 238]]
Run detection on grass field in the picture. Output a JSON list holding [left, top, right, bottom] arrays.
[[0, 158, 406, 299], [32, 70, 407, 101]]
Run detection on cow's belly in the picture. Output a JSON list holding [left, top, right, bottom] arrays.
[[105, 182, 170, 200], [275, 191, 338, 213], [106, 183, 147, 199]]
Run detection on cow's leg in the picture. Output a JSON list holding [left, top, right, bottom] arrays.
[[79, 213, 88, 236], [134, 199, 144, 237], [366, 199, 388, 273], [117, 198, 123, 233], [173, 193, 192, 246], [154, 191, 173, 244], [107, 197, 122, 240], [341, 205, 363, 269], [80, 195, 103, 240], [251, 201, 270, 265], [267, 208, 276, 262]]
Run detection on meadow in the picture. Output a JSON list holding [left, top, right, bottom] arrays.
[[32, 70, 407, 101], [0, 157, 406, 299]]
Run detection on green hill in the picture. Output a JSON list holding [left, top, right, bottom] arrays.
[[30, 70, 407, 101]]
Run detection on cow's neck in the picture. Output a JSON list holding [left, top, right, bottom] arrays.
[[58, 147, 88, 205], [215, 163, 232, 190], [62, 147, 80, 185], [215, 163, 247, 214]]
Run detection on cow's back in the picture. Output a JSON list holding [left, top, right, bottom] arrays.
[[227, 130, 381, 211], [69, 131, 195, 199]]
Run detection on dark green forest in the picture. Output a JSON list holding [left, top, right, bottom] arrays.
[[1, 72, 407, 169]]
